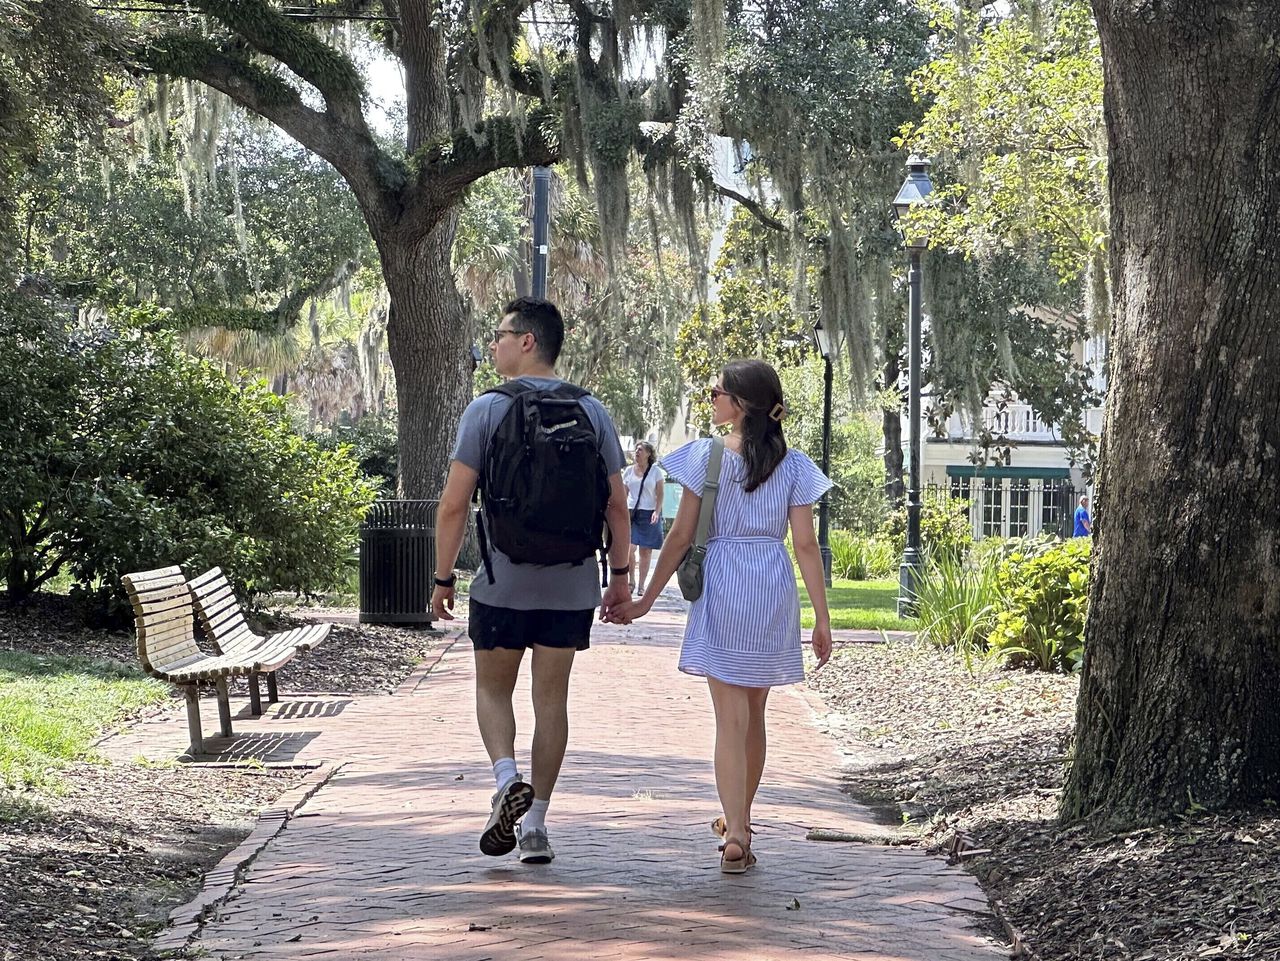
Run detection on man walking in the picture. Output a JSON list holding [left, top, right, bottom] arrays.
[[431, 297, 631, 864]]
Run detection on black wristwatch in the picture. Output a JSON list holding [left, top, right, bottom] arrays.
[[434, 573, 457, 588], [610, 565, 631, 577]]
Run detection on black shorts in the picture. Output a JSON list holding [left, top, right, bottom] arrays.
[[468, 600, 594, 652]]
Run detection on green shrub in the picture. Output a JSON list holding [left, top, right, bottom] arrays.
[[0, 301, 379, 614], [828, 531, 898, 581], [880, 497, 974, 568], [912, 553, 1002, 661], [829, 530, 869, 580], [988, 537, 1091, 672], [864, 537, 898, 578], [311, 416, 397, 493]]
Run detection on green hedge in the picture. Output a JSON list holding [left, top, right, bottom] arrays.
[[912, 534, 1091, 673], [988, 536, 1091, 672], [0, 297, 379, 616]]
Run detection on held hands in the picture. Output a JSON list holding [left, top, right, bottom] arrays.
[[810, 621, 832, 668], [599, 577, 632, 624], [607, 593, 654, 625]]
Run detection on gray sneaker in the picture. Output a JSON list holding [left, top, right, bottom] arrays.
[[517, 826, 555, 864], [480, 779, 535, 856]]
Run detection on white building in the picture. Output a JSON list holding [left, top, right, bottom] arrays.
[[914, 331, 1105, 540]]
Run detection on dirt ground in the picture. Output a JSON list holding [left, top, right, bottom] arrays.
[[811, 641, 1280, 960], [0, 596, 438, 961]]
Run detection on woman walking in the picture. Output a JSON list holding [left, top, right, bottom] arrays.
[[624, 441, 665, 593], [614, 359, 832, 873]]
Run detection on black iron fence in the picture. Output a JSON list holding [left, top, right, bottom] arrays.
[[924, 479, 1079, 541]]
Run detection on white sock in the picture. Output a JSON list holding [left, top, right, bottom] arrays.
[[522, 799, 549, 833], [493, 757, 519, 791]]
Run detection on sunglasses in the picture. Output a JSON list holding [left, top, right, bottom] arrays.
[[490, 328, 529, 342], [709, 386, 737, 403]]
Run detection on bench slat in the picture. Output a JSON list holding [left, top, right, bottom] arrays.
[[133, 594, 194, 621], [192, 585, 237, 618], [187, 566, 227, 592], [147, 633, 203, 662], [122, 567, 185, 590], [204, 604, 247, 637], [138, 620, 198, 648]]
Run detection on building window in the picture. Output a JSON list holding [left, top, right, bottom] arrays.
[[1009, 479, 1030, 537], [949, 476, 971, 502], [1042, 479, 1066, 536], [981, 477, 1004, 538]]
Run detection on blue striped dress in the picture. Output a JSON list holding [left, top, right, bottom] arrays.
[[660, 438, 833, 688]]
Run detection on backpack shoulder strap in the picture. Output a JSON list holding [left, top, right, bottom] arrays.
[[483, 380, 533, 399]]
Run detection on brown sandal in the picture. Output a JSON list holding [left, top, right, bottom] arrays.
[[719, 835, 756, 874]]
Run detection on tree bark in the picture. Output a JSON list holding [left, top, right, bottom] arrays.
[[1062, 0, 1280, 826], [882, 329, 905, 506], [380, 212, 471, 499]]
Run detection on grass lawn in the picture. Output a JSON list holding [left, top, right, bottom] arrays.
[[0, 651, 168, 793], [799, 576, 917, 632]]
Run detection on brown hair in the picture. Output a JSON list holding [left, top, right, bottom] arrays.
[[721, 359, 787, 492], [634, 441, 656, 467]]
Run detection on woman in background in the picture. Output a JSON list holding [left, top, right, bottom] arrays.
[[624, 441, 664, 594]]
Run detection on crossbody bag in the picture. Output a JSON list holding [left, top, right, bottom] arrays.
[[676, 437, 725, 602]]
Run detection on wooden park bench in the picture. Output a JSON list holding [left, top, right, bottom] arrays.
[[121, 566, 331, 757]]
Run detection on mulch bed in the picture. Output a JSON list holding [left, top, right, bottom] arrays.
[[811, 641, 1280, 960], [0, 592, 444, 960], [0, 763, 305, 961]]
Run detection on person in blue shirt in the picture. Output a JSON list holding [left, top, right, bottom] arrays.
[[1073, 495, 1092, 537]]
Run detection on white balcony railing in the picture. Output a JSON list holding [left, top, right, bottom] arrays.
[[942, 403, 1060, 442]]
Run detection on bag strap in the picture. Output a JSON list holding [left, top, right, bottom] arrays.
[[691, 437, 725, 553], [630, 462, 655, 511]]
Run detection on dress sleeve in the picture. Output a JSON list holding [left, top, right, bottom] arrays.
[[659, 439, 712, 495], [787, 449, 834, 507]]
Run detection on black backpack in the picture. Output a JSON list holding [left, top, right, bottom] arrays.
[[475, 380, 611, 583]]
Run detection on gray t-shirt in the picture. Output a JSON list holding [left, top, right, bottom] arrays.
[[450, 376, 626, 611]]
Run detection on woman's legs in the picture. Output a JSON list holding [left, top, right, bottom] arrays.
[[629, 545, 638, 589], [744, 686, 770, 829], [707, 677, 753, 861], [637, 547, 653, 591]]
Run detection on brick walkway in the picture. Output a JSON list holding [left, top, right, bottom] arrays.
[[104, 593, 1007, 960]]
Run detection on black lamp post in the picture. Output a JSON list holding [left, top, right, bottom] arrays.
[[891, 156, 934, 617], [812, 318, 834, 587], [531, 166, 551, 298]]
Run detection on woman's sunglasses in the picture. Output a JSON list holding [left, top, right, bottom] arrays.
[[709, 386, 737, 403]]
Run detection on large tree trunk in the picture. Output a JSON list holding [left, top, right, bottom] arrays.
[[882, 339, 905, 506], [1061, 1, 1280, 826], [381, 212, 472, 499]]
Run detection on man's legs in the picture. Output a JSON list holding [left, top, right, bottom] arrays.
[[514, 643, 577, 864], [473, 646, 534, 856], [528, 643, 577, 802], [473, 647, 525, 765]]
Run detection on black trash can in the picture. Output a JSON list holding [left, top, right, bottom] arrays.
[[359, 499, 436, 625]]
